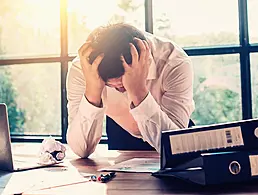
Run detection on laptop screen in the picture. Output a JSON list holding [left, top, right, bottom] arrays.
[[0, 104, 14, 171]]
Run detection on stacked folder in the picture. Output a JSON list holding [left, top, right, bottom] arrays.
[[152, 118, 258, 185]]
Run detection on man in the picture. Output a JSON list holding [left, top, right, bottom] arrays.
[[66, 23, 194, 158]]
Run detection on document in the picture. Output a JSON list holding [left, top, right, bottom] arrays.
[[99, 158, 160, 173], [2, 161, 89, 195]]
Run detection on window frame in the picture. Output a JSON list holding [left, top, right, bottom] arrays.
[[0, 0, 257, 143]]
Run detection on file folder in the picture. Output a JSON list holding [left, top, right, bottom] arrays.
[[153, 150, 258, 185], [160, 118, 258, 169]]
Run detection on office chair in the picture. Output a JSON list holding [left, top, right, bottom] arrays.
[[106, 116, 195, 150]]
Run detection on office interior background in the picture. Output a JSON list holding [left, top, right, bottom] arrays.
[[0, 0, 257, 143]]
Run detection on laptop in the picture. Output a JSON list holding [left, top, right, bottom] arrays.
[[0, 103, 60, 172]]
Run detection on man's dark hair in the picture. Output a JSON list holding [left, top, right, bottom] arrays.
[[88, 23, 147, 82]]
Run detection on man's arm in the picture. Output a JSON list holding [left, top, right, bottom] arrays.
[[130, 60, 194, 152], [66, 59, 105, 158], [121, 38, 194, 152]]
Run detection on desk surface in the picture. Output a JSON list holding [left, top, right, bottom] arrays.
[[1, 143, 258, 195]]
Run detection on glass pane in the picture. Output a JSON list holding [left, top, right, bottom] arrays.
[[0, 63, 61, 135], [191, 54, 241, 126], [0, 0, 60, 58], [153, 0, 239, 47], [251, 53, 258, 117], [68, 62, 106, 135], [68, 0, 145, 54], [248, 0, 258, 43]]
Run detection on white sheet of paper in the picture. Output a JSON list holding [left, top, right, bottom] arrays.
[[99, 158, 160, 173], [2, 161, 89, 195]]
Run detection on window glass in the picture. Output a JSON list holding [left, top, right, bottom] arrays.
[[68, 0, 145, 54], [251, 53, 258, 117], [0, 0, 60, 58], [153, 0, 239, 47], [248, 0, 258, 43], [191, 54, 242, 125], [0, 63, 61, 135]]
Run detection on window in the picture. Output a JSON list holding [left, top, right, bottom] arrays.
[[251, 53, 258, 117], [0, 63, 61, 135], [191, 54, 241, 125], [0, 0, 60, 58], [68, 0, 145, 54], [248, 0, 258, 43], [0, 0, 257, 143], [153, 0, 239, 47]]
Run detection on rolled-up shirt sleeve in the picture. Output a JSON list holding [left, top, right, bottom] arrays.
[[130, 60, 194, 152], [66, 62, 105, 158]]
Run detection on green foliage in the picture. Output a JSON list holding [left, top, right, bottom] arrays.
[[192, 87, 241, 125], [118, 0, 141, 12], [190, 56, 242, 125], [0, 69, 25, 133]]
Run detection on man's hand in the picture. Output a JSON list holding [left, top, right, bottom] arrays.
[[78, 42, 105, 107], [121, 38, 151, 107]]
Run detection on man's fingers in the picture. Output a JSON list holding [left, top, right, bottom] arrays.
[[129, 43, 139, 66], [121, 55, 131, 71], [78, 41, 91, 57], [143, 40, 150, 64], [92, 53, 104, 70], [82, 47, 93, 60], [134, 38, 146, 63]]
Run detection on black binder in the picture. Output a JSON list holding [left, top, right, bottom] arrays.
[[160, 118, 258, 169], [153, 150, 258, 185]]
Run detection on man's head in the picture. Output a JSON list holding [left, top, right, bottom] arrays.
[[88, 23, 147, 91]]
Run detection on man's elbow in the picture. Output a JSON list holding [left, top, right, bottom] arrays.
[[66, 132, 93, 158], [71, 146, 93, 158]]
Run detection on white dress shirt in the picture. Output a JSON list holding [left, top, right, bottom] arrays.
[[66, 32, 195, 158]]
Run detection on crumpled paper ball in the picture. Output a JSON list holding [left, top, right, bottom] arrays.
[[38, 137, 66, 165]]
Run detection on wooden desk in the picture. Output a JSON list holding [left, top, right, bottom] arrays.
[[2, 143, 258, 195]]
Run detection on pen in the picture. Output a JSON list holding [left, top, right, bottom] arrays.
[[98, 172, 116, 183]]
